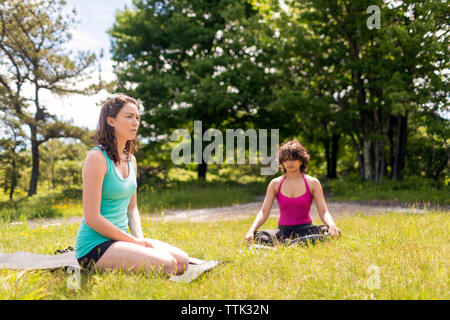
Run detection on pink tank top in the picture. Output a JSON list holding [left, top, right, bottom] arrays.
[[276, 174, 313, 226]]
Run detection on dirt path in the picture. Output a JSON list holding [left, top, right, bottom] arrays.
[[23, 197, 447, 228], [156, 197, 445, 223]]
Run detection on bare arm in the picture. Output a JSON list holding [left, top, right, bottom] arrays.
[[244, 179, 278, 242], [310, 178, 339, 237], [82, 151, 144, 245], [127, 155, 145, 239]]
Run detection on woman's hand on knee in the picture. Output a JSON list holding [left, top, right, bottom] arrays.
[[327, 225, 340, 238], [243, 231, 255, 244], [135, 238, 153, 248]]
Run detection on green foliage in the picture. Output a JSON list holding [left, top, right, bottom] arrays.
[[406, 134, 448, 181], [109, 0, 279, 179], [252, 0, 449, 181], [0, 113, 29, 199], [39, 139, 89, 190]]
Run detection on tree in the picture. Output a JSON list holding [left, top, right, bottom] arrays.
[[40, 138, 89, 189], [0, 0, 97, 195], [0, 111, 28, 199], [109, 0, 277, 180], [253, 0, 449, 181]]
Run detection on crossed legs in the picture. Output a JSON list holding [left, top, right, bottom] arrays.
[[94, 238, 189, 275]]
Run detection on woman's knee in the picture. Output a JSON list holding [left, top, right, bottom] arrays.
[[143, 238, 189, 273], [156, 249, 188, 275], [162, 255, 178, 274], [96, 242, 177, 274], [142, 251, 177, 274], [175, 251, 189, 274]]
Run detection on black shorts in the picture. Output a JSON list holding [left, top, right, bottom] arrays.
[[254, 224, 329, 245], [77, 240, 116, 270]]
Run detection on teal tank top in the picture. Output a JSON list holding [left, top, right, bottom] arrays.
[[75, 146, 137, 259]]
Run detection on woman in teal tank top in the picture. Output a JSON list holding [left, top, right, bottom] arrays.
[[75, 94, 189, 274]]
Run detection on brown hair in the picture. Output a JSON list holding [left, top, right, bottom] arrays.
[[278, 140, 310, 173], [96, 93, 139, 164]]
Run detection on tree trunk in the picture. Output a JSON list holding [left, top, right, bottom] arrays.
[[3, 171, 7, 194], [50, 153, 55, 190], [352, 134, 364, 179], [392, 114, 408, 180], [388, 115, 395, 179], [28, 124, 39, 196], [28, 80, 44, 196], [9, 157, 17, 200], [355, 66, 371, 180], [374, 138, 385, 183], [197, 161, 207, 181], [330, 133, 339, 179], [377, 108, 392, 183], [362, 126, 372, 181], [323, 137, 331, 178]]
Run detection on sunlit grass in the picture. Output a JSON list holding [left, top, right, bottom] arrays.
[[0, 212, 448, 300]]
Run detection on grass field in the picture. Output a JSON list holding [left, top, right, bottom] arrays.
[[1, 172, 448, 300], [0, 212, 448, 300]]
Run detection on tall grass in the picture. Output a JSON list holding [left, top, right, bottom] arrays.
[[0, 212, 448, 299]]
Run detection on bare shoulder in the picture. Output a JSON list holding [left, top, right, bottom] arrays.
[[268, 175, 284, 193], [270, 176, 284, 185], [271, 175, 284, 183], [85, 149, 106, 163], [304, 174, 321, 188], [83, 149, 107, 173]]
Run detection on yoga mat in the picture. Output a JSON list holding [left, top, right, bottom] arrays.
[[250, 233, 331, 250], [284, 233, 330, 245], [250, 244, 276, 250], [0, 250, 80, 271], [168, 257, 230, 283]]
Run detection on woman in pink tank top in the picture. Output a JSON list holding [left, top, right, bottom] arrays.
[[244, 140, 340, 245]]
